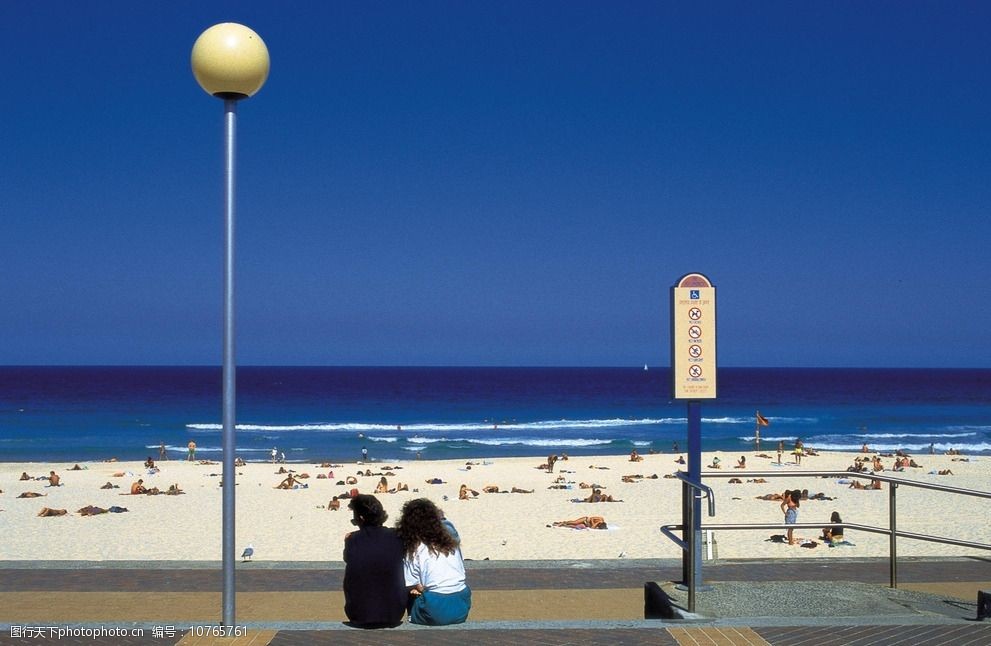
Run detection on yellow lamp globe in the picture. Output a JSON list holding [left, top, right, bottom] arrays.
[[191, 23, 270, 98]]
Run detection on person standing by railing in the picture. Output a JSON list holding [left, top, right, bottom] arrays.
[[781, 490, 800, 545]]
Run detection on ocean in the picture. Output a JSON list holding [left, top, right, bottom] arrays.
[[1, 367, 989, 463]]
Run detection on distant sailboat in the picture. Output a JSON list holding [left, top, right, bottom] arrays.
[[644, 364, 649, 371]]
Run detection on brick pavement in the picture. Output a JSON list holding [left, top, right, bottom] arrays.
[[1, 557, 989, 645]]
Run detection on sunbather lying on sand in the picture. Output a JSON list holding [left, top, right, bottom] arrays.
[[849, 479, 882, 489], [583, 489, 622, 502], [37, 507, 67, 517], [482, 485, 533, 494], [551, 516, 608, 530]]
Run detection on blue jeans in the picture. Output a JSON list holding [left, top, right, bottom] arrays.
[[408, 586, 471, 625]]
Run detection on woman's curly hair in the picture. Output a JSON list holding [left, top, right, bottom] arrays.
[[395, 498, 458, 560]]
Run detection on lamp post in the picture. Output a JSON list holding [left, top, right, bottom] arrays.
[[191, 23, 269, 629]]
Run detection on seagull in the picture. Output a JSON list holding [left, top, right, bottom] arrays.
[[241, 544, 254, 562]]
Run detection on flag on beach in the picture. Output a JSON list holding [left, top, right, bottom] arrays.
[[756, 411, 770, 427]]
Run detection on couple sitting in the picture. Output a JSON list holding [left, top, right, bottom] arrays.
[[343, 494, 471, 629]]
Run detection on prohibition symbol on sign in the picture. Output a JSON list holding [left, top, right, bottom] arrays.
[[689, 344, 702, 358], [689, 365, 703, 378], [689, 307, 702, 320], [688, 325, 702, 339]]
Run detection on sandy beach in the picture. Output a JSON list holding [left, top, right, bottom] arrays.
[[1, 450, 987, 562]]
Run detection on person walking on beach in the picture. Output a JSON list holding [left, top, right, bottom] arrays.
[[777, 441, 784, 465], [187, 440, 196, 462], [362, 446, 369, 462], [159, 442, 168, 461]]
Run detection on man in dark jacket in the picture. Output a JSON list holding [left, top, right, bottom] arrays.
[[343, 494, 406, 628]]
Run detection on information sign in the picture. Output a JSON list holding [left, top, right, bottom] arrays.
[[671, 273, 717, 399]]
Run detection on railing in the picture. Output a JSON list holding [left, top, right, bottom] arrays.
[[659, 475, 715, 612], [660, 469, 991, 612]]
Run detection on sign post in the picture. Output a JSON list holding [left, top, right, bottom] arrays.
[[671, 272, 716, 590]]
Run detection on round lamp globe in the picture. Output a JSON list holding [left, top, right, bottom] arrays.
[[191, 23, 269, 98]]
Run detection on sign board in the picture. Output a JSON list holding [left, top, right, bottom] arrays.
[[671, 273, 717, 400]]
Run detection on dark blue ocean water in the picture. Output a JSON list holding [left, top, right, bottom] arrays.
[[1, 367, 989, 463]]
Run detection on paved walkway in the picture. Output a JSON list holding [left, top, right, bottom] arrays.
[[1, 557, 988, 644]]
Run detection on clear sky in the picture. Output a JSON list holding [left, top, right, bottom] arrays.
[[2, 2, 989, 367]]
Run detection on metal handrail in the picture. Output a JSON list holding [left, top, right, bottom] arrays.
[[660, 472, 715, 550], [659, 521, 991, 552], [666, 472, 717, 611], [700, 469, 991, 499], [660, 468, 991, 612]]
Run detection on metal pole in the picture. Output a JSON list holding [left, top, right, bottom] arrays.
[[889, 480, 897, 588], [687, 486, 696, 613], [681, 480, 690, 585], [687, 400, 703, 590], [221, 98, 238, 628]]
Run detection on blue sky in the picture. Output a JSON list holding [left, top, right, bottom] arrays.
[[2, 2, 989, 367]]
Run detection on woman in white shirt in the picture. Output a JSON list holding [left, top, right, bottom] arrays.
[[395, 498, 471, 625]]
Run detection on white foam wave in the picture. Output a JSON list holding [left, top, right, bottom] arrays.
[[753, 435, 809, 442], [856, 432, 977, 439], [186, 418, 669, 433], [739, 432, 978, 444], [811, 442, 991, 453], [403, 436, 613, 448], [187, 422, 405, 432], [145, 444, 270, 453], [368, 437, 398, 443], [466, 438, 613, 448]]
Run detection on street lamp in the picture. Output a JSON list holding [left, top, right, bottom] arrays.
[[191, 22, 269, 629]]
